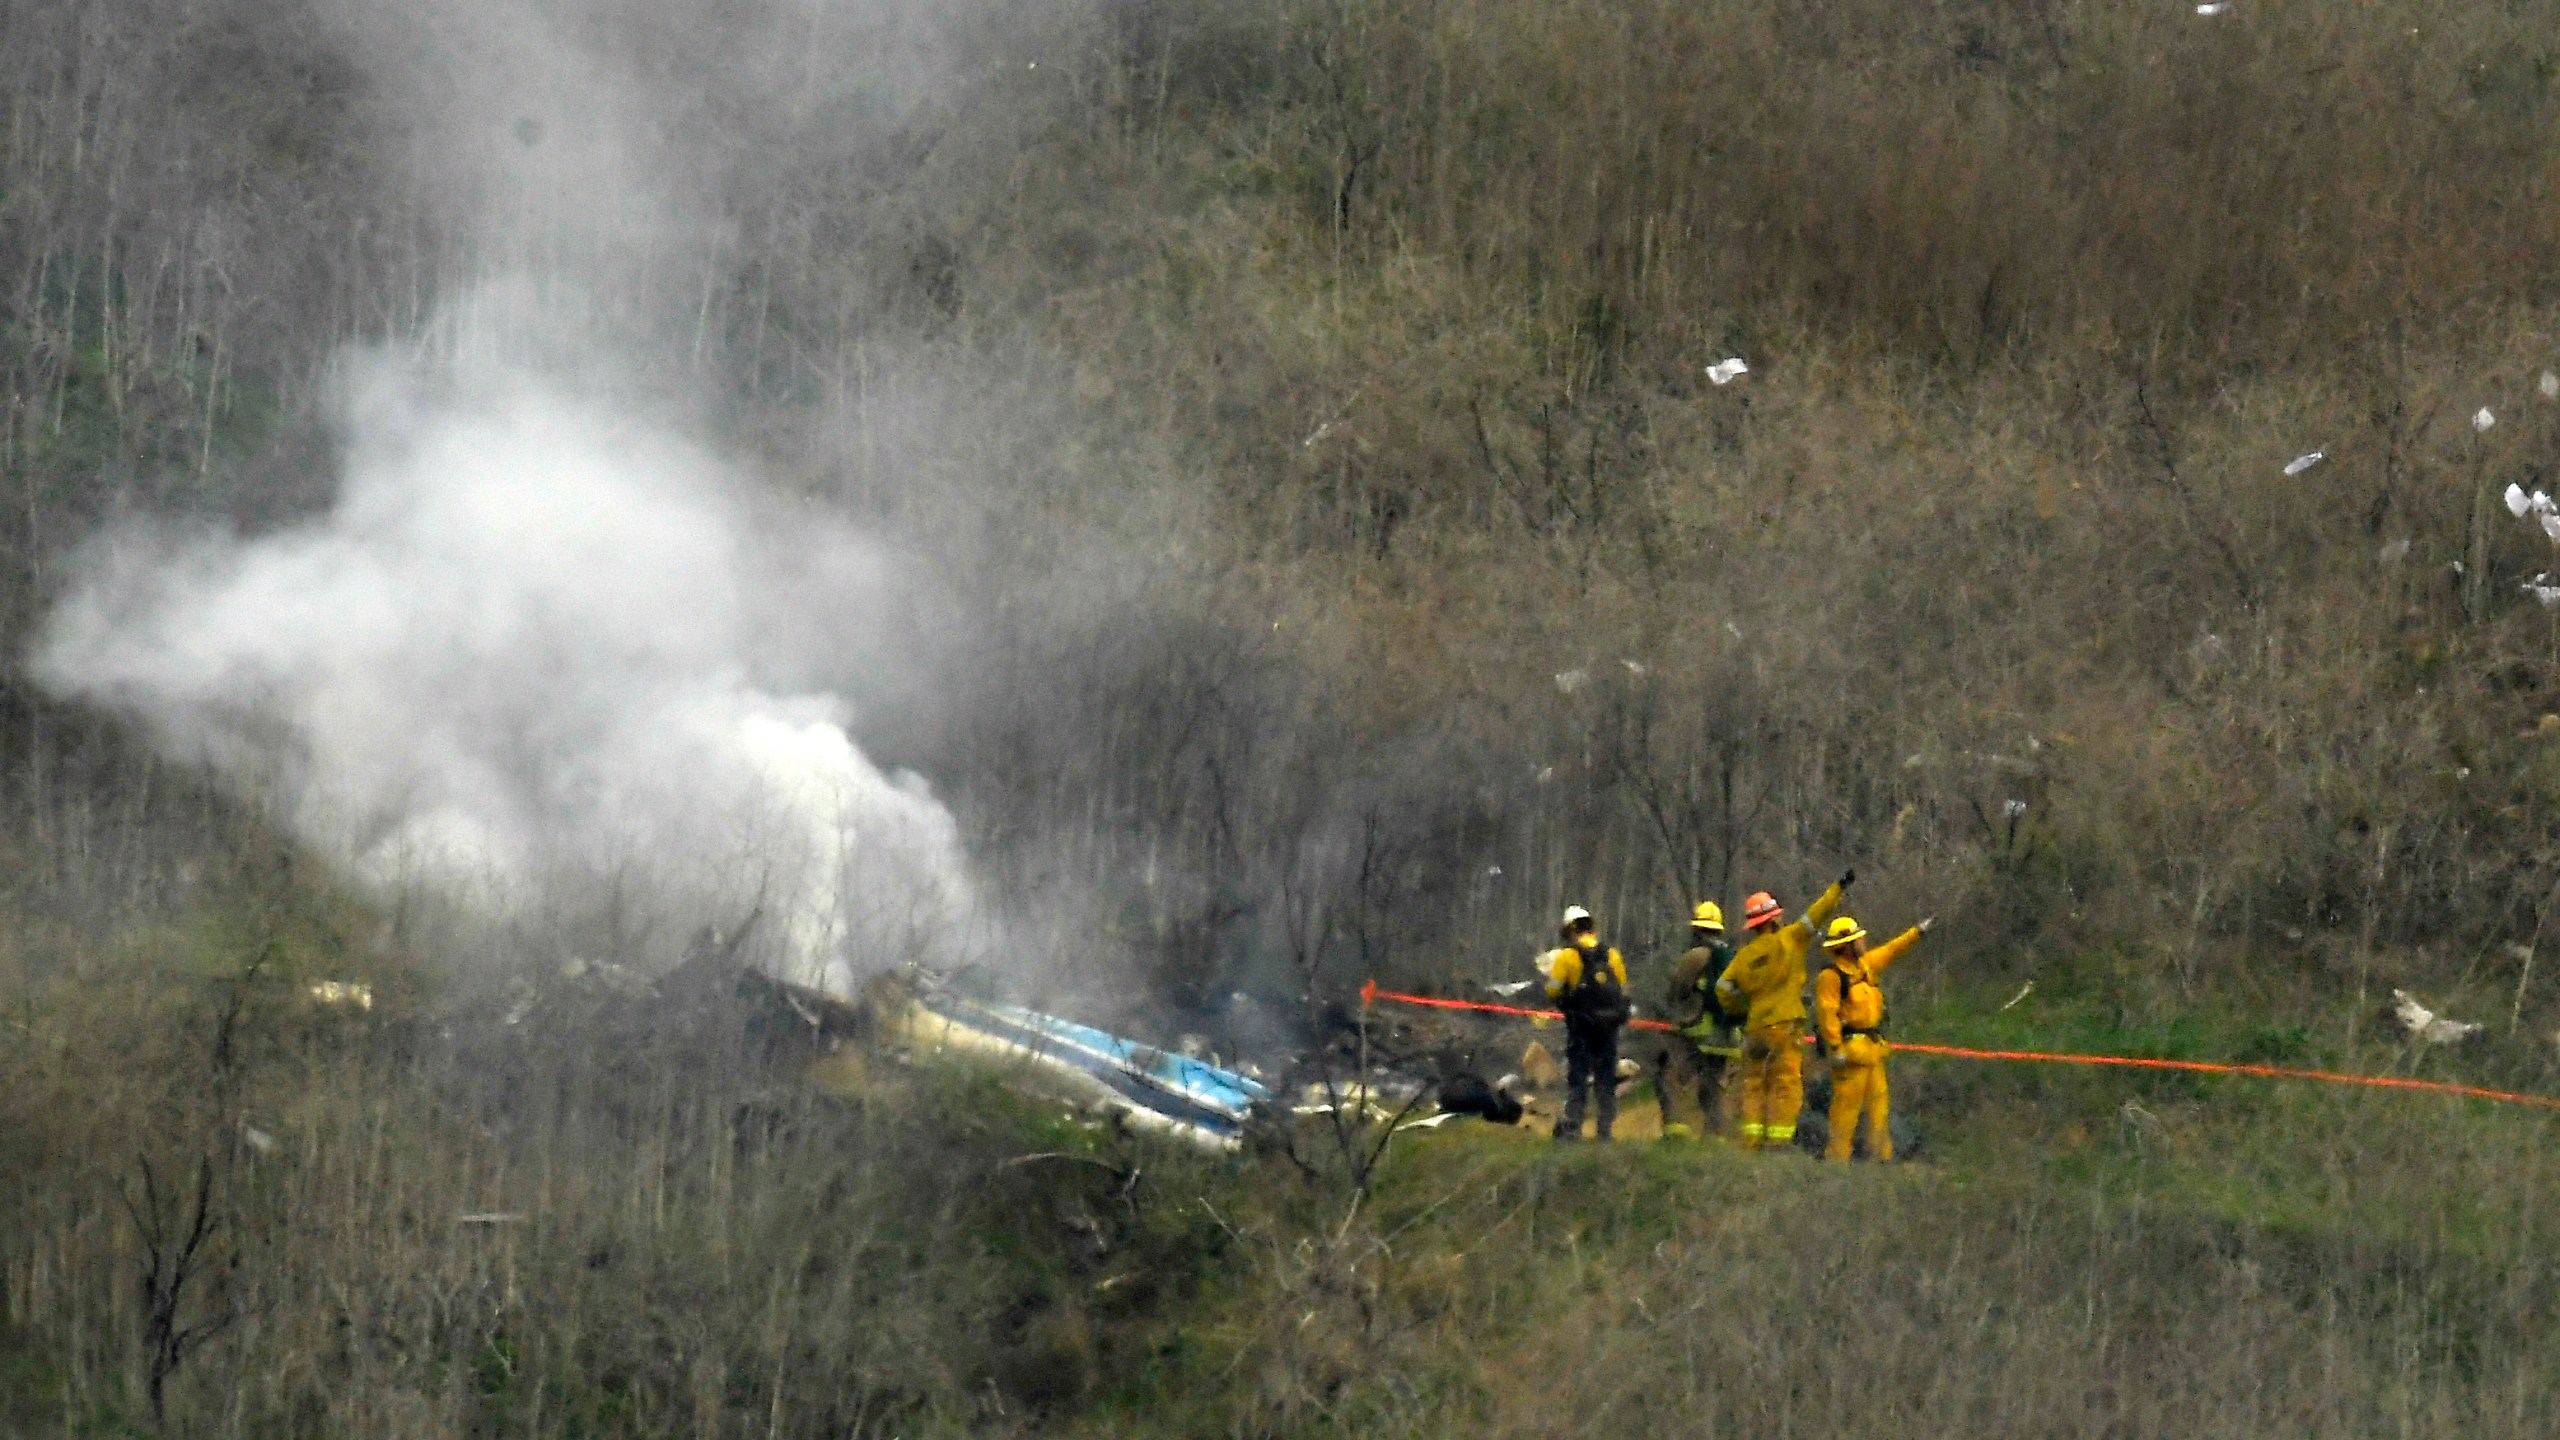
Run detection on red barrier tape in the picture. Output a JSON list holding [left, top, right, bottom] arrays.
[[1358, 980, 1676, 1032], [1358, 981, 2560, 1114]]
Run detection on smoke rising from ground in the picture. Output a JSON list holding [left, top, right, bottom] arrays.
[[33, 0, 991, 991], [39, 340, 975, 990]]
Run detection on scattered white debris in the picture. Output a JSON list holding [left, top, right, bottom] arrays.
[[1301, 421, 1334, 448], [1293, 1098, 1399, 1122], [2391, 989, 2484, 1045], [2377, 537, 2411, 564], [1486, 865, 1504, 877], [1997, 981, 2035, 1013], [241, 1124, 277, 1156], [2475, 407, 2497, 433], [1724, 620, 1745, 641], [2543, 370, 2560, 400], [456, 1212, 528, 1225], [2001, 798, 2029, 819], [1620, 658, 1647, 676], [307, 981, 373, 1011], [1494, 1073, 1523, 1093], [1535, 766, 1555, 785], [1614, 1057, 1644, 1080], [1394, 1112, 1460, 1132], [1485, 979, 1536, 998], [1554, 669, 1590, 694], [1705, 358, 1749, 386], [2517, 488, 2560, 541], [2194, 2, 2228, 13], [2525, 581, 2560, 607], [2283, 451, 2323, 476]]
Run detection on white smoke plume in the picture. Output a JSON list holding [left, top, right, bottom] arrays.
[[37, 334, 973, 994], [34, 0, 1003, 992]]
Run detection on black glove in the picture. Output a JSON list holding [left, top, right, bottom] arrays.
[[1838, 868, 1857, 891]]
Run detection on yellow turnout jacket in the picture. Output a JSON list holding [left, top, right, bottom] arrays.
[[1542, 938, 1627, 998], [1815, 925, 1923, 1054], [1712, 882, 1845, 1030]]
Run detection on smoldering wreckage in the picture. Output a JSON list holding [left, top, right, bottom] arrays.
[[351, 917, 2516, 1164], [430, 941, 1922, 1158]]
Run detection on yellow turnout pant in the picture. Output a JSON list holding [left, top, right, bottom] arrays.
[[1826, 1036, 1892, 1161], [1738, 1023, 1803, 1149]]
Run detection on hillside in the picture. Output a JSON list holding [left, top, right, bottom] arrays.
[[6, 0, 2560, 1434]]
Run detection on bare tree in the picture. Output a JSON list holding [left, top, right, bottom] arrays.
[[119, 1153, 235, 1429]]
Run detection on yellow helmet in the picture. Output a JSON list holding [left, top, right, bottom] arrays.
[[1824, 916, 1867, 949], [1692, 900, 1725, 932]]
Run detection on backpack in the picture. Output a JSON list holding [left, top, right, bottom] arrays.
[[1561, 945, 1631, 1030], [1820, 963, 1885, 1054], [1666, 939, 1735, 1028]]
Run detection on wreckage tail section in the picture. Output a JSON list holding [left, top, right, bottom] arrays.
[[975, 1001, 1269, 1115], [884, 984, 1270, 1150]]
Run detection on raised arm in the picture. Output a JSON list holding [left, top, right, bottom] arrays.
[[1864, 916, 1935, 976], [1798, 874, 1851, 935]]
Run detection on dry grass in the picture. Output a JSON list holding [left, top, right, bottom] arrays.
[[1085, 1093, 2560, 1440], [7, 0, 2560, 1432], [0, 920, 1233, 1437], [16, 923, 2557, 1440]]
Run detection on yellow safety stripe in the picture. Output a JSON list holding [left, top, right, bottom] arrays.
[[1764, 1125, 1796, 1140], [1740, 1122, 1766, 1138]]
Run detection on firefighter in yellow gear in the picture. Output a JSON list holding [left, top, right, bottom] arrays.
[[1657, 900, 1737, 1136], [1542, 906, 1631, 1141], [1713, 872, 1851, 1149], [1814, 912, 1934, 1161]]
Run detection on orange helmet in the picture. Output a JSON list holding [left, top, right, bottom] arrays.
[[1742, 891, 1783, 927]]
